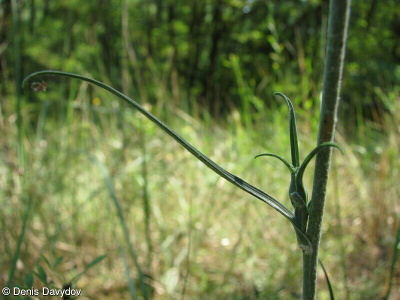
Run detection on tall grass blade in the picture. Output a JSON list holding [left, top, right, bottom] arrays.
[[70, 255, 107, 283], [119, 246, 138, 300], [11, 0, 24, 163], [139, 130, 152, 269], [383, 226, 400, 300], [318, 258, 335, 300], [6, 197, 33, 291], [8, 1, 31, 291], [83, 153, 148, 299], [332, 162, 350, 299]]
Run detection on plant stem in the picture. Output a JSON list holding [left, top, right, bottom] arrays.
[[303, 1, 351, 299]]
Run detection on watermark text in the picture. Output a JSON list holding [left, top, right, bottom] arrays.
[[2, 286, 82, 297]]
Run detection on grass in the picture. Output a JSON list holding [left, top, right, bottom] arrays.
[[1, 75, 399, 299]]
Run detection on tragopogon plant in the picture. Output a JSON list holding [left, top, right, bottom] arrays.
[[22, 71, 342, 296], [256, 93, 343, 254]]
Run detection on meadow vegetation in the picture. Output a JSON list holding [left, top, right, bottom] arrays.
[[1, 0, 399, 299]]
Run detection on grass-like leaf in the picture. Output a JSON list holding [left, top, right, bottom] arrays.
[[23, 71, 315, 254], [24, 273, 34, 288], [22, 71, 304, 235], [83, 152, 149, 299], [383, 226, 400, 299], [7, 196, 33, 289], [255, 153, 296, 173], [40, 255, 52, 269], [53, 256, 64, 269], [319, 258, 335, 300], [70, 255, 107, 283], [34, 265, 48, 285], [119, 246, 138, 300]]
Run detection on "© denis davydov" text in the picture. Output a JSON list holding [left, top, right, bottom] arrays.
[[8, 287, 82, 297]]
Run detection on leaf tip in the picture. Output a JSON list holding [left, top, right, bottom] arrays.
[[273, 91, 285, 98]]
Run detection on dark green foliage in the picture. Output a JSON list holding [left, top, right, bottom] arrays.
[[1, 1, 398, 299], [2, 0, 397, 121]]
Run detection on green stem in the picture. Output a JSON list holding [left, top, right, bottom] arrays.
[[23, 70, 314, 253], [303, 0, 351, 299]]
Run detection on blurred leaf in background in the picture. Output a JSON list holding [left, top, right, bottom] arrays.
[[1, 0, 399, 299]]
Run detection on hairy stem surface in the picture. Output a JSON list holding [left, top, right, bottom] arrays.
[[303, 0, 351, 299]]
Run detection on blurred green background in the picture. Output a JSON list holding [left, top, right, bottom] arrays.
[[1, 0, 399, 299]]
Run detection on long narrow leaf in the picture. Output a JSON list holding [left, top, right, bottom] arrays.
[[255, 153, 296, 173], [71, 255, 107, 283], [83, 153, 149, 299], [383, 226, 400, 300], [297, 143, 344, 185], [119, 246, 138, 300], [22, 71, 314, 254], [7, 196, 33, 289], [273, 92, 300, 168], [319, 258, 335, 300], [22, 71, 294, 222]]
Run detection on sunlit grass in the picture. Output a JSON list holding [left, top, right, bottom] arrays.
[[1, 84, 398, 299]]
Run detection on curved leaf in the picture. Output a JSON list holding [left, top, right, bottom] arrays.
[[255, 153, 295, 173], [297, 142, 344, 186], [22, 71, 295, 221]]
